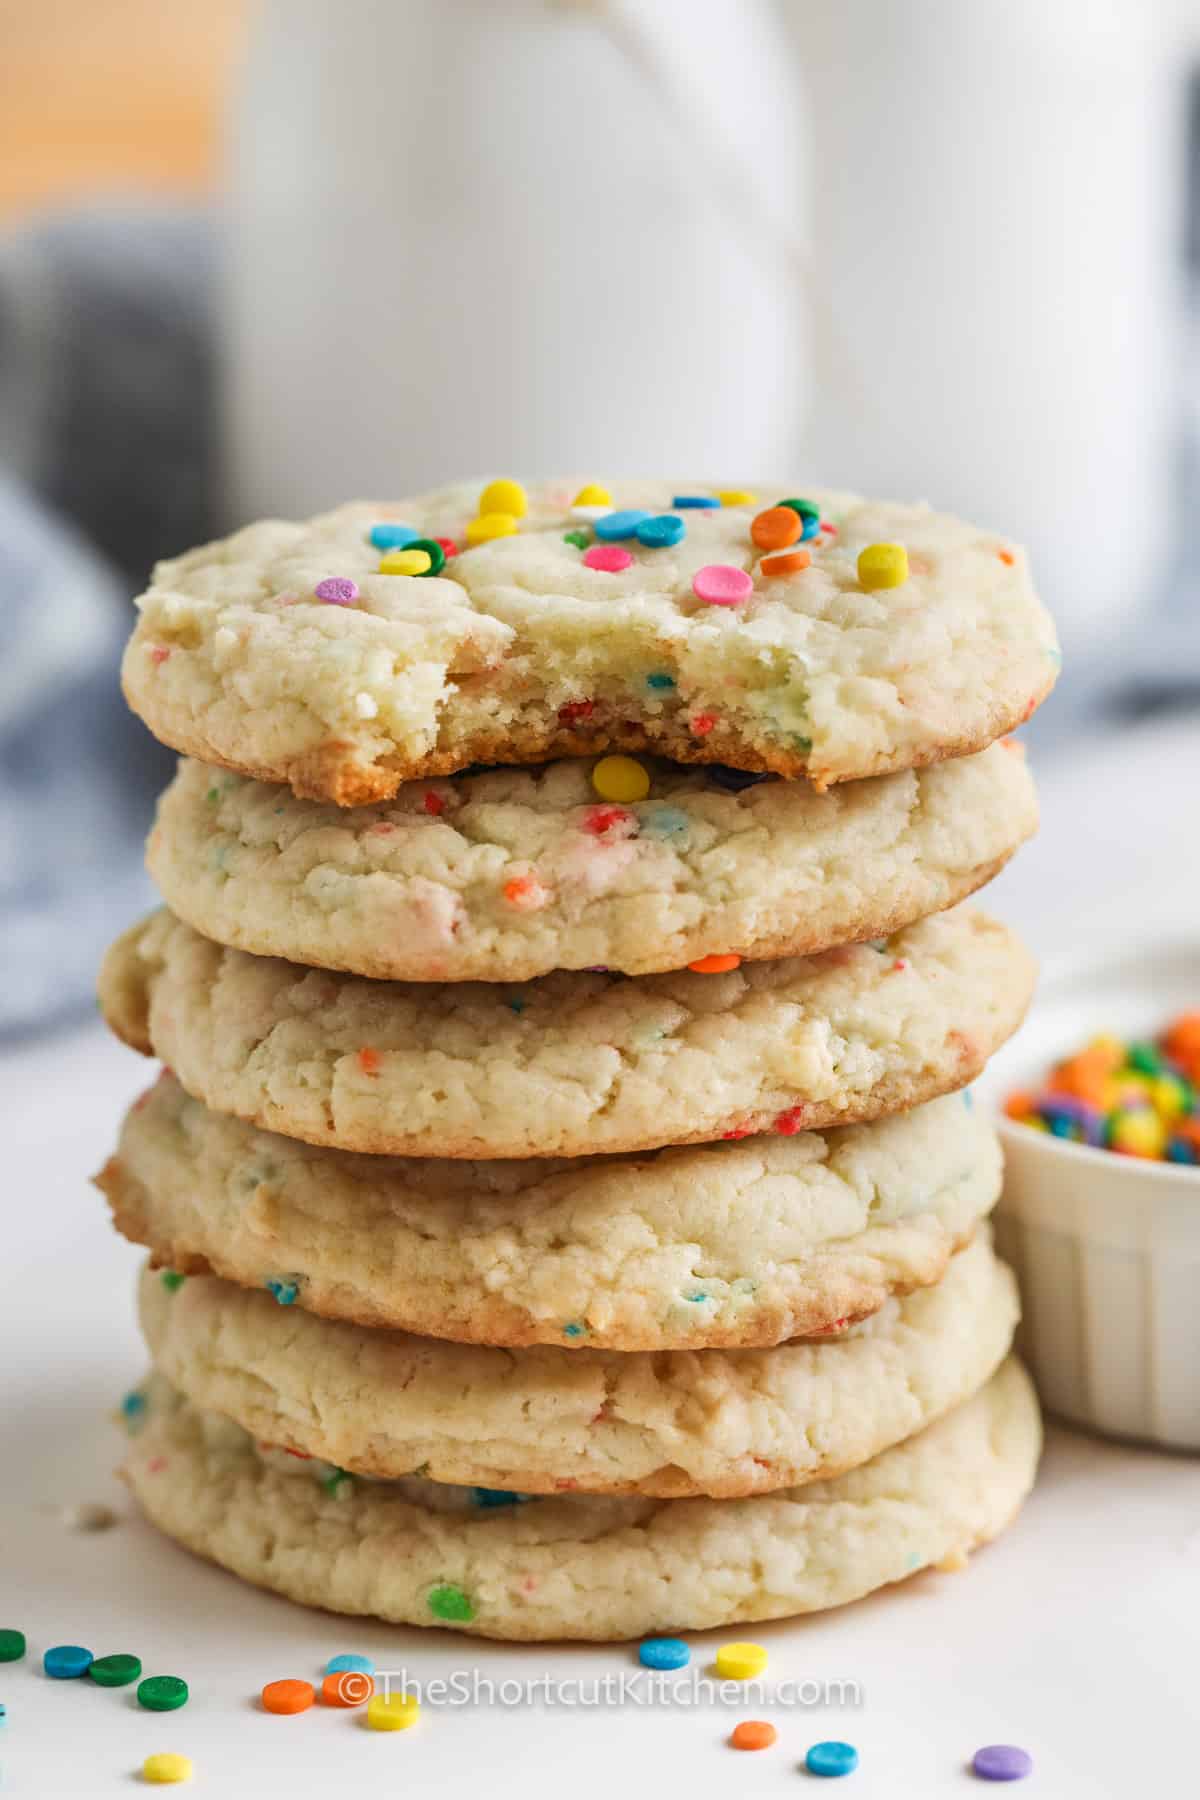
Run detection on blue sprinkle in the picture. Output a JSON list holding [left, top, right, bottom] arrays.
[[671, 495, 720, 509], [639, 1637, 690, 1671], [506, 997, 526, 1015], [562, 1322, 587, 1340], [683, 1291, 709, 1304], [1168, 1139, 1198, 1164], [645, 672, 676, 691], [642, 806, 689, 840], [0, 1702, 7, 1724], [121, 1390, 147, 1420], [326, 1653, 375, 1676], [805, 1741, 859, 1779], [265, 1277, 300, 1306], [594, 509, 651, 542], [44, 1646, 93, 1681], [635, 514, 686, 549], [369, 522, 419, 549], [707, 764, 769, 793], [470, 1488, 524, 1509], [962, 1088, 975, 1110]]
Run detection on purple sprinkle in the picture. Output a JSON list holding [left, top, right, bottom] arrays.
[[972, 1744, 1033, 1782], [585, 965, 610, 974], [315, 577, 359, 605]]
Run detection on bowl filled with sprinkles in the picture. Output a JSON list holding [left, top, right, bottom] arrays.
[[976, 942, 1200, 1452]]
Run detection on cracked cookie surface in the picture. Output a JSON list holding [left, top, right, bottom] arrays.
[[148, 741, 1036, 981], [121, 1357, 1041, 1640], [121, 479, 1059, 802], [98, 906, 1035, 1158]]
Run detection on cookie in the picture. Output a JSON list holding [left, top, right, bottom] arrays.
[[120, 480, 1059, 803], [100, 1075, 1000, 1349], [98, 907, 1034, 1158], [135, 1235, 1016, 1499], [148, 741, 1037, 982], [120, 1358, 1040, 1640]]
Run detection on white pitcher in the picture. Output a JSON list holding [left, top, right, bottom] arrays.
[[224, 0, 807, 517]]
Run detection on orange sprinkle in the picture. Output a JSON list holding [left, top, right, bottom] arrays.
[[503, 874, 548, 911], [320, 1670, 374, 1708], [760, 548, 811, 578], [997, 549, 1016, 565], [1003, 1090, 1036, 1120], [262, 1678, 315, 1715], [689, 954, 741, 974], [750, 506, 801, 552], [357, 1047, 381, 1076], [731, 1720, 777, 1751], [149, 646, 171, 665]]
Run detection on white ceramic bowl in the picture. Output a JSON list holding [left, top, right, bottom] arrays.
[[975, 941, 1200, 1451]]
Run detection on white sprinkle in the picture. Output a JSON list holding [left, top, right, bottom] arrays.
[[355, 692, 379, 719], [213, 626, 237, 653], [569, 505, 611, 522]]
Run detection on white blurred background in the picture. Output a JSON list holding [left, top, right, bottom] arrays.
[[2, 0, 1200, 1034]]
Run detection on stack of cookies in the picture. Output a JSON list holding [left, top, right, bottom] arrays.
[[96, 478, 1058, 1642]]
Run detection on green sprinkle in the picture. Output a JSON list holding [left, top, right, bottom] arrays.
[[160, 1271, 186, 1293], [89, 1653, 142, 1688], [427, 1583, 475, 1624], [563, 531, 590, 550], [205, 787, 220, 804], [1127, 1043, 1163, 1076], [645, 671, 676, 691], [506, 997, 526, 1015], [793, 735, 813, 752], [322, 1467, 355, 1498], [0, 1631, 26, 1664], [137, 1674, 188, 1712]]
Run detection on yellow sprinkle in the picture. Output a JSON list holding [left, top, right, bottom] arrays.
[[714, 1642, 768, 1681], [466, 512, 519, 546], [572, 483, 613, 507], [591, 755, 651, 804], [367, 1691, 421, 1732], [379, 548, 432, 576], [1108, 1109, 1167, 1159], [857, 542, 909, 590], [479, 478, 528, 518], [142, 1753, 193, 1784], [936, 1547, 970, 1573], [1152, 1075, 1189, 1120], [716, 489, 758, 506]]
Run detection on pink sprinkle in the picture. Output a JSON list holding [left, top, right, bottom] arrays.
[[314, 577, 359, 605], [522, 1576, 539, 1594], [891, 958, 908, 973], [583, 544, 633, 573], [149, 646, 171, 665], [692, 564, 752, 606], [820, 521, 838, 536], [146, 1457, 168, 1474]]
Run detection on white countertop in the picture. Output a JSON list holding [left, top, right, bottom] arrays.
[[4, 714, 1200, 1796]]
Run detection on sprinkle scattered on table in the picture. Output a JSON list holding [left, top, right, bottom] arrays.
[[43, 1645, 93, 1680], [714, 1642, 768, 1681], [141, 1751, 193, 1784], [0, 1632, 25, 1664], [730, 1720, 777, 1750], [261, 1677, 315, 1715], [138, 1675, 189, 1713], [805, 1739, 859, 1777], [367, 1690, 420, 1732], [638, 1637, 690, 1672], [972, 1743, 1033, 1781]]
